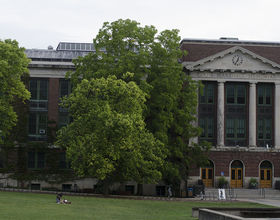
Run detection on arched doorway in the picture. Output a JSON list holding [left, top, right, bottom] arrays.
[[201, 160, 214, 187], [260, 161, 272, 188], [230, 160, 243, 188]]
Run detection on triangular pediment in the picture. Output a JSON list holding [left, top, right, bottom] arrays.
[[184, 46, 280, 73]]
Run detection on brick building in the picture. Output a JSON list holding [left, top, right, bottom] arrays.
[[180, 37, 280, 189], [3, 38, 280, 193]]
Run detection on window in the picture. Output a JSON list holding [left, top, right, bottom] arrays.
[[125, 185, 135, 195], [226, 118, 246, 139], [258, 85, 272, 106], [60, 80, 72, 99], [31, 184, 41, 190], [258, 118, 272, 140], [29, 79, 48, 100], [59, 153, 71, 169], [28, 152, 45, 169], [28, 114, 48, 135], [200, 83, 214, 104], [226, 84, 246, 105], [59, 114, 72, 128], [62, 184, 71, 190], [200, 117, 214, 139]]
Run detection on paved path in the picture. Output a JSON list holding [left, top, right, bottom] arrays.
[[240, 198, 280, 207], [239, 198, 280, 219]]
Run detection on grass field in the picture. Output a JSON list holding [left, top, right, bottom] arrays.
[[0, 191, 272, 220]]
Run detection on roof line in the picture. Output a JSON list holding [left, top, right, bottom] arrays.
[[180, 38, 280, 46]]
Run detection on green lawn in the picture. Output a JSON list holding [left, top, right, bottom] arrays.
[[0, 191, 272, 220]]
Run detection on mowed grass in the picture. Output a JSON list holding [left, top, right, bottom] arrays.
[[0, 191, 272, 220]]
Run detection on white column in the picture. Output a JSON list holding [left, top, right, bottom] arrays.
[[217, 81, 225, 147], [274, 83, 280, 149], [249, 82, 257, 148]]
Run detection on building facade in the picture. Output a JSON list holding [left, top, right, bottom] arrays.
[[180, 38, 280, 189], [3, 38, 280, 194], [2, 43, 163, 195]]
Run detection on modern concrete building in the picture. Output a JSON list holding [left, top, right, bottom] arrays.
[[180, 37, 280, 189]]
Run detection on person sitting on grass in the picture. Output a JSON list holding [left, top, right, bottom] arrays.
[[56, 194, 71, 204], [56, 194, 62, 204]]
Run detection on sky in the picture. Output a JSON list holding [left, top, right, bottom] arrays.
[[1, 0, 280, 49]]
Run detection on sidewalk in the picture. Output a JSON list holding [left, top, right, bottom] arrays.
[[240, 198, 280, 208]]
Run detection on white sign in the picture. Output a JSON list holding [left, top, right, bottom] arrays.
[[218, 189, 226, 200]]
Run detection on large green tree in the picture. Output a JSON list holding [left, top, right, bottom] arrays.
[[0, 39, 30, 143], [56, 75, 165, 196], [66, 19, 211, 190]]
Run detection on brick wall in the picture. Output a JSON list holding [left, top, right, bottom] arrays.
[[48, 78, 59, 124], [189, 150, 280, 178]]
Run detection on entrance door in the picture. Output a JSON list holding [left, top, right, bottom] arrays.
[[201, 168, 213, 187], [260, 169, 272, 188], [230, 168, 242, 188], [230, 160, 243, 188], [259, 160, 272, 188]]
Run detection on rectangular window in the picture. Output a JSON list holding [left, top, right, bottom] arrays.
[[70, 43, 75, 50], [62, 184, 71, 190], [200, 117, 205, 138], [28, 114, 48, 135], [226, 84, 246, 105], [266, 86, 271, 105], [258, 85, 272, 106], [59, 153, 71, 169], [226, 118, 246, 139], [200, 83, 214, 104], [29, 79, 48, 100], [37, 152, 45, 169], [237, 85, 245, 104], [258, 85, 264, 105], [258, 118, 272, 140], [266, 119, 271, 139], [207, 117, 214, 138], [231, 169, 236, 180], [227, 85, 235, 104], [208, 169, 213, 179], [60, 80, 72, 99], [31, 184, 41, 190], [202, 169, 206, 179], [60, 43, 66, 50], [28, 152, 45, 169], [200, 117, 214, 139], [226, 118, 235, 138], [59, 113, 73, 128], [236, 118, 245, 139]]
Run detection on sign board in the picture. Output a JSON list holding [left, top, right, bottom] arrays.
[[218, 189, 226, 200], [221, 172, 224, 176]]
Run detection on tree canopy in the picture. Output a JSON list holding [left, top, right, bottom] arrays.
[[64, 19, 211, 190], [56, 75, 165, 195], [0, 39, 30, 143]]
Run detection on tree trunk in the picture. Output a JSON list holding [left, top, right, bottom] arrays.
[[103, 177, 109, 197]]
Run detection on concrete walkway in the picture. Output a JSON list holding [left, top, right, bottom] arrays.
[[240, 198, 280, 208]]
